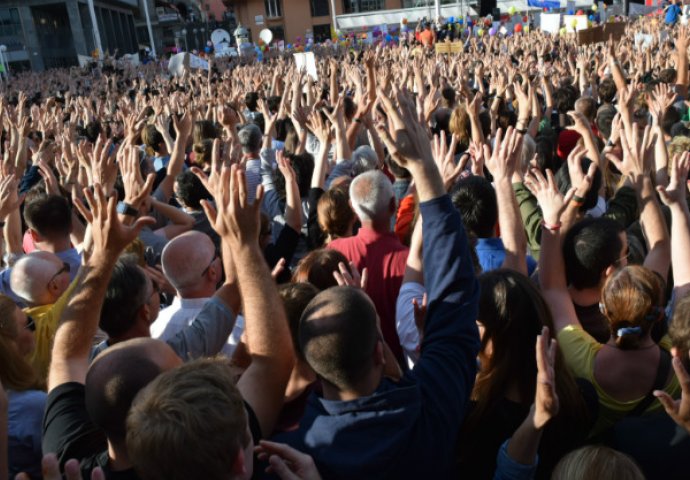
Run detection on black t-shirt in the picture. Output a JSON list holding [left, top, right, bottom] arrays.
[[43, 382, 263, 480], [573, 301, 610, 344]]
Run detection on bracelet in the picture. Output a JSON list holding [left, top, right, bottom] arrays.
[[116, 201, 139, 217], [572, 194, 586, 203], [516, 128, 528, 135], [570, 200, 584, 207], [354, 117, 362, 123], [541, 220, 562, 232]]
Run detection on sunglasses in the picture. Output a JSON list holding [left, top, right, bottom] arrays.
[[25, 316, 36, 332], [48, 262, 70, 286]]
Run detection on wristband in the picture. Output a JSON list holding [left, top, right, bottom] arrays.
[[516, 128, 527, 135], [116, 201, 138, 217], [541, 220, 562, 232], [354, 117, 362, 123], [572, 194, 586, 203]]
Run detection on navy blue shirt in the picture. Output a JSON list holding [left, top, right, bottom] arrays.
[[273, 194, 480, 479]]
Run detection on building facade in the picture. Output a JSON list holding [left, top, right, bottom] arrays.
[[224, 0, 466, 45], [0, 0, 139, 72]]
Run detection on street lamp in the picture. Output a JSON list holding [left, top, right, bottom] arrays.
[[0, 45, 8, 81], [181, 28, 188, 51]]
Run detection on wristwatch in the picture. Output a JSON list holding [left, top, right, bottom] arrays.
[[116, 201, 138, 217]]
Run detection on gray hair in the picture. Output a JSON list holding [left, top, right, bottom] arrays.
[[351, 146, 378, 177], [349, 170, 394, 223], [238, 124, 262, 154]]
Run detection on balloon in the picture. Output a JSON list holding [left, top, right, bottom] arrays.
[[458, 18, 464, 24], [524, 25, 530, 33], [509, 6, 517, 15], [571, 18, 578, 28], [402, 18, 408, 24], [587, 20, 592, 27], [576, 9, 584, 15], [385, 34, 392, 41], [478, 28, 484, 37], [559, 27, 567, 36], [514, 23, 522, 33], [592, 3, 598, 11], [567, 9, 574, 14], [287, 43, 292, 49], [449, 16, 455, 23], [544, 7, 548, 11], [589, 15, 594, 21], [523, 15, 528, 22], [489, 27, 497, 36]]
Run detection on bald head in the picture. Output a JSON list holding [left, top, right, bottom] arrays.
[[10, 251, 65, 305], [299, 286, 380, 390], [86, 338, 182, 443], [161, 231, 216, 295]]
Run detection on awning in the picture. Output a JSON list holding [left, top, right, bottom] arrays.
[[336, 3, 478, 30]]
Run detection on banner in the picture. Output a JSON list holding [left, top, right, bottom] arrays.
[[293, 52, 318, 81], [563, 15, 588, 32], [528, 0, 560, 9], [188, 53, 209, 70], [540, 13, 561, 33]]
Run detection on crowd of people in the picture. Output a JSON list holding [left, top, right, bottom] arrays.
[[1, 11, 690, 480]]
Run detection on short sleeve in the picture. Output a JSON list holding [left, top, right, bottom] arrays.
[[556, 325, 601, 380], [42, 383, 107, 468], [396, 282, 426, 367]]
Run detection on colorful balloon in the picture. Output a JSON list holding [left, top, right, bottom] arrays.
[[514, 23, 522, 33], [489, 27, 497, 36]]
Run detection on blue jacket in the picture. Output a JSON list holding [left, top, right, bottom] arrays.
[[274, 195, 480, 479]]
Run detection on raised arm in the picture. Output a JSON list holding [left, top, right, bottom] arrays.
[[376, 87, 480, 436], [657, 152, 690, 299], [158, 110, 193, 201], [485, 127, 528, 275], [606, 124, 671, 281], [202, 163, 293, 437], [48, 186, 154, 391]]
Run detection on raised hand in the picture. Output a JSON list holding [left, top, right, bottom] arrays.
[[118, 145, 155, 210], [432, 131, 464, 191], [657, 151, 690, 206], [333, 261, 368, 290], [523, 168, 575, 226], [485, 127, 523, 181], [255, 440, 322, 480], [654, 353, 690, 434], [73, 184, 154, 262], [0, 174, 22, 218], [533, 326, 559, 430], [199, 164, 264, 247], [566, 110, 592, 136], [605, 123, 655, 181]]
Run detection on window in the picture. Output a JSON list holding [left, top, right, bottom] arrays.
[[269, 25, 284, 42], [402, 0, 455, 6], [264, 0, 282, 18], [310, 0, 330, 17], [312, 24, 331, 42], [342, 0, 384, 13]]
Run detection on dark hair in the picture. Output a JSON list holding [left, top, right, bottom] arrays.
[[670, 292, 690, 369], [292, 249, 350, 290], [555, 156, 602, 213], [554, 86, 578, 114], [659, 68, 677, 85], [245, 91, 259, 111], [299, 286, 379, 390], [598, 79, 617, 104], [279, 282, 319, 360], [441, 86, 456, 108], [562, 217, 624, 290], [385, 154, 411, 180], [24, 194, 72, 239], [343, 96, 356, 121], [192, 120, 218, 144], [273, 152, 314, 199], [101, 259, 149, 338], [661, 107, 681, 137], [450, 176, 498, 238], [142, 124, 164, 152], [84, 121, 102, 143], [175, 170, 211, 209]]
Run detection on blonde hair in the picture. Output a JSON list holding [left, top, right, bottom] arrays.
[[0, 295, 38, 391], [449, 105, 471, 148], [552, 446, 645, 480], [668, 135, 690, 159]]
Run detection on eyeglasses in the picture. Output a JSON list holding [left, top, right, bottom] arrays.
[[48, 262, 70, 286], [201, 253, 218, 277], [25, 316, 36, 332]]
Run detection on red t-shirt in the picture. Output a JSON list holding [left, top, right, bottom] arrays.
[[329, 226, 409, 361]]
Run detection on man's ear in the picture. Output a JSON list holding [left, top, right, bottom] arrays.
[[28, 228, 41, 243]]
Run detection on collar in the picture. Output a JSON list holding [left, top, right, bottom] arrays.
[[356, 226, 398, 244]]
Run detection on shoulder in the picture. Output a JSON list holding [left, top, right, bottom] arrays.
[[9, 389, 47, 414]]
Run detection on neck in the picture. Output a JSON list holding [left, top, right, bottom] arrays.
[[568, 285, 601, 306], [35, 238, 71, 253], [107, 440, 131, 471], [178, 287, 215, 299], [284, 360, 317, 402], [361, 218, 391, 234], [321, 372, 381, 402]]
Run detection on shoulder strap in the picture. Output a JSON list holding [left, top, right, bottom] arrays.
[[627, 348, 672, 417]]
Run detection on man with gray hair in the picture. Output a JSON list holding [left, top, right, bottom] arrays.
[[328, 170, 409, 363], [238, 123, 263, 203]]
